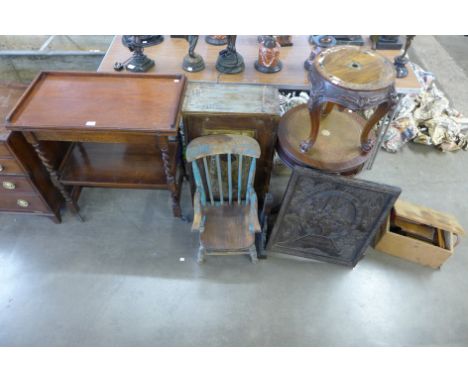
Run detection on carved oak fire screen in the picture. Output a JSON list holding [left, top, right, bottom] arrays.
[[267, 167, 401, 266]]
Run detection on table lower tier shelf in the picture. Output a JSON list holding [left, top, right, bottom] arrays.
[[58, 142, 178, 189], [277, 104, 374, 175]]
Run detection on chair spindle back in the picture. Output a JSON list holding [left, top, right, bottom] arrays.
[[186, 134, 261, 207]]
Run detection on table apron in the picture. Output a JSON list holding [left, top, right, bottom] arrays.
[[29, 131, 177, 144]]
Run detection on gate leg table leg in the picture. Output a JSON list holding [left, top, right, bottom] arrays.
[[23, 132, 84, 222], [157, 135, 182, 218]]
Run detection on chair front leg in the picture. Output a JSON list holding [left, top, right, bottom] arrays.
[[247, 188, 261, 233], [192, 188, 206, 232]]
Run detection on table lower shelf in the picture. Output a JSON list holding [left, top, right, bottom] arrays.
[[58, 142, 178, 189], [277, 104, 374, 175]]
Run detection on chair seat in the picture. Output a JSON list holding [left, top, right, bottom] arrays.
[[200, 204, 255, 251]]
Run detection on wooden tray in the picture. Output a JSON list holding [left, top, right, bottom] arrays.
[[5, 71, 186, 134]]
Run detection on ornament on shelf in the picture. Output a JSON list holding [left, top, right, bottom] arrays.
[[215, 35, 245, 74], [254, 35, 282, 73], [115, 35, 163, 72], [182, 35, 205, 72], [394, 35, 416, 78]]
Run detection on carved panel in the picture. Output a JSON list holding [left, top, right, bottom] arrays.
[[267, 167, 401, 266]]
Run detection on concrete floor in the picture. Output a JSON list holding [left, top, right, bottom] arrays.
[[1, 36, 468, 346]]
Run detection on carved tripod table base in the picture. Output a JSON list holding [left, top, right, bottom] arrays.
[[277, 104, 375, 176]]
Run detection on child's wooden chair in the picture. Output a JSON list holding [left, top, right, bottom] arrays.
[[186, 134, 262, 263]]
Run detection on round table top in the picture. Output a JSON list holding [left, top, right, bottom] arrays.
[[314, 46, 396, 92]]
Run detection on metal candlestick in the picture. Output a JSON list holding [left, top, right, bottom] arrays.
[[394, 35, 416, 78]]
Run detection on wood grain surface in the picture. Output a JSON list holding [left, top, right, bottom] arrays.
[[6, 72, 186, 133], [277, 104, 373, 173], [98, 35, 421, 93], [315, 46, 395, 91], [182, 82, 280, 115], [200, 204, 255, 251], [59, 142, 177, 188]]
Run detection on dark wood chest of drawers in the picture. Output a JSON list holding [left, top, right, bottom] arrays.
[[0, 83, 63, 222]]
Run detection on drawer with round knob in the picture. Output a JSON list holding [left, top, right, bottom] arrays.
[[0, 176, 36, 194], [0, 193, 49, 213], [0, 158, 25, 175]]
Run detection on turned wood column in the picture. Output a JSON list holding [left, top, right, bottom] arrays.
[[157, 135, 181, 218], [23, 132, 83, 221]]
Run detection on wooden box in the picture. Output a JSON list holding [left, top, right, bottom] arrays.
[[375, 199, 465, 268]]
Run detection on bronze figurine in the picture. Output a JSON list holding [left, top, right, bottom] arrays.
[[215, 35, 245, 74], [182, 35, 205, 72], [394, 35, 416, 78]]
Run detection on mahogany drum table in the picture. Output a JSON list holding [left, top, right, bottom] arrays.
[[5, 71, 187, 220], [277, 46, 397, 175]]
